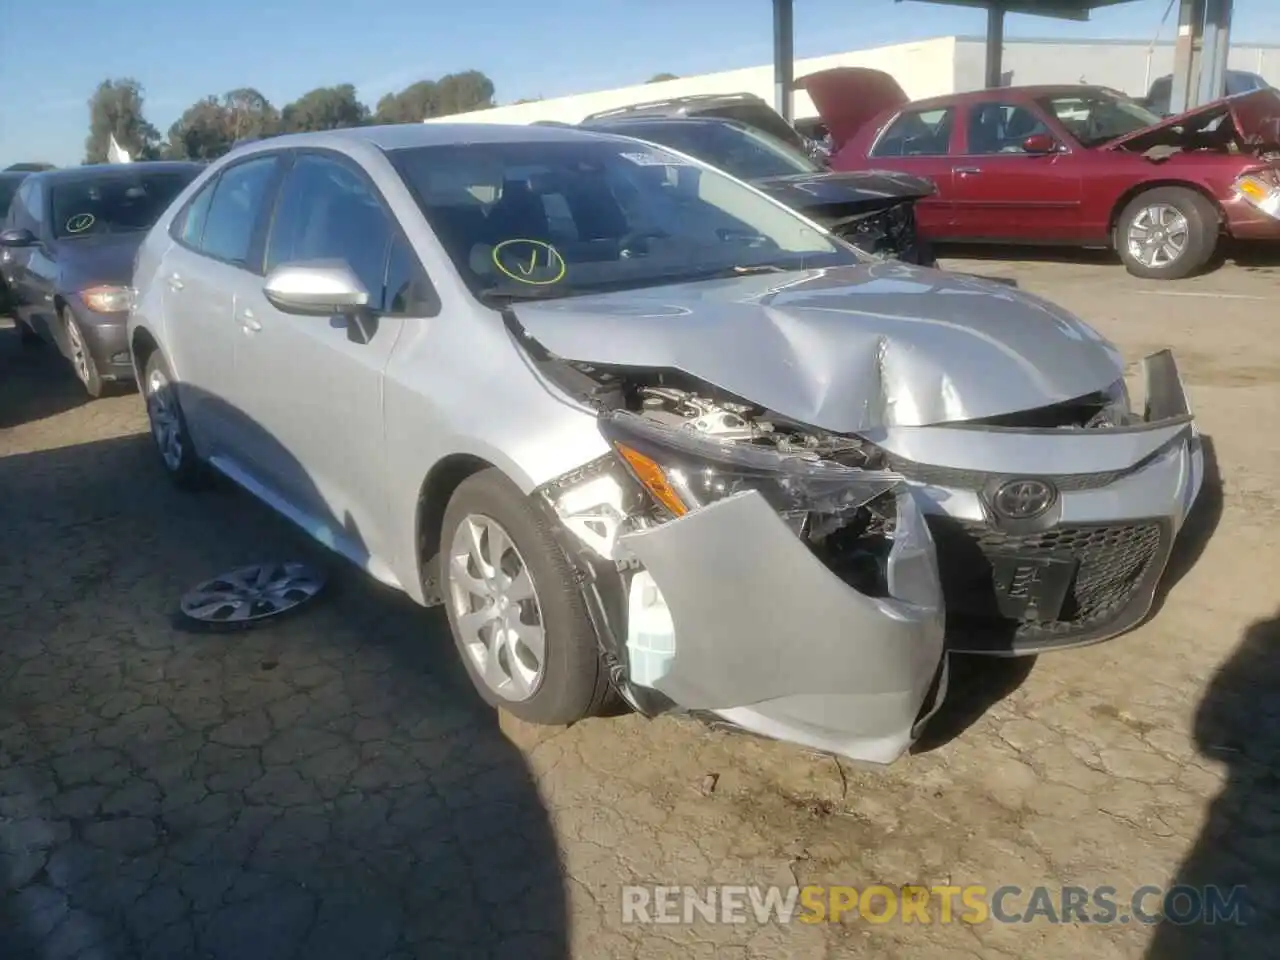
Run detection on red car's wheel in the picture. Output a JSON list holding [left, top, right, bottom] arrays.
[[1115, 186, 1219, 280]]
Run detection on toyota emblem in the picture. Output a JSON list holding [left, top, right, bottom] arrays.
[[992, 478, 1057, 520]]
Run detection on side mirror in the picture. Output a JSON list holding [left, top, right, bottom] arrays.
[[1021, 134, 1059, 155], [0, 227, 38, 247], [263, 261, 370, 316]]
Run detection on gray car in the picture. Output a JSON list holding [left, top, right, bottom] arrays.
[[128, 123, 1204, 764]]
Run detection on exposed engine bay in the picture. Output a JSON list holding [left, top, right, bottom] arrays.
[[822, 200, 930, 264]]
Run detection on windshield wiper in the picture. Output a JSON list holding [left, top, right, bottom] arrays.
[[690, 263, 791, 282], [477, 286, 570, 305]]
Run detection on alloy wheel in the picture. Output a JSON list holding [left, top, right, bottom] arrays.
[[65, 318, 91, 385], [446, 513, 547, 702], [146, 367, 183, 472], [1126, 203, 1189, 270]]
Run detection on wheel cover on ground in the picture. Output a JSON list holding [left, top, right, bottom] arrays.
[[447, 512, 547, 702], [65, 317, 91, 385], [1126, 203, 1190, 270], [145, 367, 184, 472], [180, 562, 326, 624]]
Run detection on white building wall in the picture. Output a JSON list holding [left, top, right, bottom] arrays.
[[424, 37, 959, 126], [428, 35, 1280, 128], [954, 37, 1280, 100]]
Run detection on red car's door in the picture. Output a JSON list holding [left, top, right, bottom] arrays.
[[854, 105, 959, 238], [948, 100, 1083, 243]]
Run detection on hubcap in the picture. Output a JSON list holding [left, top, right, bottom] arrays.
[[1127, 203, 1189, 269], [180, 562, 325, 624], [146, 367, 184, 472], [66, 319, 90, 384], [446, 513, 546, 702]]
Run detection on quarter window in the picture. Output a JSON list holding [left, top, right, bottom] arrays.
[[265, 154, 392, 308], [200, 155, 278, 266], [870, 107, 956, 158], [965, 103, 1052, 155]]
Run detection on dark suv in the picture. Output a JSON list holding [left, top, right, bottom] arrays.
[[582, 92, 831, 164], [579, 113, 937, 264]]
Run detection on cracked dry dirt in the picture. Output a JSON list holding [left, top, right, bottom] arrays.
[[2, 254, 1279, 960]]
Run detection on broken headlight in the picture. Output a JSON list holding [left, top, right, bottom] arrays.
[[599, 410, 902, 524]]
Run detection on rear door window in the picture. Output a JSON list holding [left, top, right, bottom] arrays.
[[870, 107, 956, 157]]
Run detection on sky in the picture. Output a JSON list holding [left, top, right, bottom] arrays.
[[2, 0, 1278, 168]]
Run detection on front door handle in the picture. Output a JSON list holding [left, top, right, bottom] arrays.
[[239, 308, 261, 332], [167, 273, 184, 291], [953, 166, 982, 175]]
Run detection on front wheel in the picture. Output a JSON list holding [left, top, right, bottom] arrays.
[[1115, 187, 1219, 280], [439, 469, 610, 726], [63, 311, 105, 397]]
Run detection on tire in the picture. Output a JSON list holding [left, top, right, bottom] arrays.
[[62, 310, 105, 397], [142, 350, 204, 490], [439, 468, 610, 726], [1115, 186, 1219, 280]]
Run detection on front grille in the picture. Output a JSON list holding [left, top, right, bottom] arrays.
[[926, 517, 1167, 651]]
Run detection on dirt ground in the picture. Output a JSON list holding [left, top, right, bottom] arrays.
[[2, 252, 1278, 959]]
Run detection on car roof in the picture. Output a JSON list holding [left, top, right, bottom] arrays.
[[0, 170, 30, 183], [583, 92, 770, 121], [907, 84, 1125, 111], [233, 122, 623, 156], [29, 161, 204, 185], [581, 114, 751, 132]]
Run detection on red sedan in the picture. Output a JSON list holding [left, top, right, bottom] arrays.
[[803, 68, 1280, 279]]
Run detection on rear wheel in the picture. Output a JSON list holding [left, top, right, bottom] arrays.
[[143, 350, 204, 490], [1115, 187, 1219, 280], [439, 468, 610, 725]]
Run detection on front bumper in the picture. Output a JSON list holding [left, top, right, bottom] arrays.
[[617, 486, 948, 765], [871, 350, 1203, 655], [72, 307, 134, 382]]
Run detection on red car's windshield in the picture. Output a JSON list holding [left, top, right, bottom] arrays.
[[1035, 92, 1162, 148]]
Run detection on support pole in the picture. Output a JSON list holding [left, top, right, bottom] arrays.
[[1170, 0, 1206, 114], [985, 2, 1006, 89], [773, 0, 795, 122], [1197, 0, 1230, 105]]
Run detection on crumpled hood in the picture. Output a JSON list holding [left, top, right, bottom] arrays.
[[1104, 86, 1280, 153], [510, 261, 1126, 433], [752, 170, 935, 213]]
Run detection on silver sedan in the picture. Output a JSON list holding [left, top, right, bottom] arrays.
[[127, 122, 1203, 764]]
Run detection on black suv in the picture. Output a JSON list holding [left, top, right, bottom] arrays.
[[579, 113, 937, 264]]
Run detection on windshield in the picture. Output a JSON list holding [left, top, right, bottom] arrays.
[[1036, 92, 1163, 147], [50, 170, 197, 239], [390, 138, 858, 302], [603, 121, 819, 180]]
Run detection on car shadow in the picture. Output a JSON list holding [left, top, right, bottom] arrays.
[[1219, 238, 1280, 273], [936, 242, 1118, 268], [0, 322, 91, 430], [910, 653, 1036, 754], [1147, 433, 1223, 620], [1142, 608, 1280, 958], [0, 387, 568, 957]]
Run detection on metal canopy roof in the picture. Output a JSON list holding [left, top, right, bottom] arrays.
[[896, 0, 1140, 22]]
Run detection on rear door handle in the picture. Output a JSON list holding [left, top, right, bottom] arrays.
[[167, 273, 184, 291], [953, 166, 982, 175], [239, 308, 261, 332]]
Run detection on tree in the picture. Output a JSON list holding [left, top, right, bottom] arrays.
[[85, 78, 160, 163], [222, 87, 279, 141], [279, 84, 368, 133], [647, 72, 679, 83], [373, 70, 496, 124], [164, 97, 234, 161]]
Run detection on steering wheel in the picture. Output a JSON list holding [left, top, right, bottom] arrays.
[[617, 229, 670, 258]]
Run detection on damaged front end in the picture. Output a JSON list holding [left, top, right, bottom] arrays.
[[532, 372, 948, 764]]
